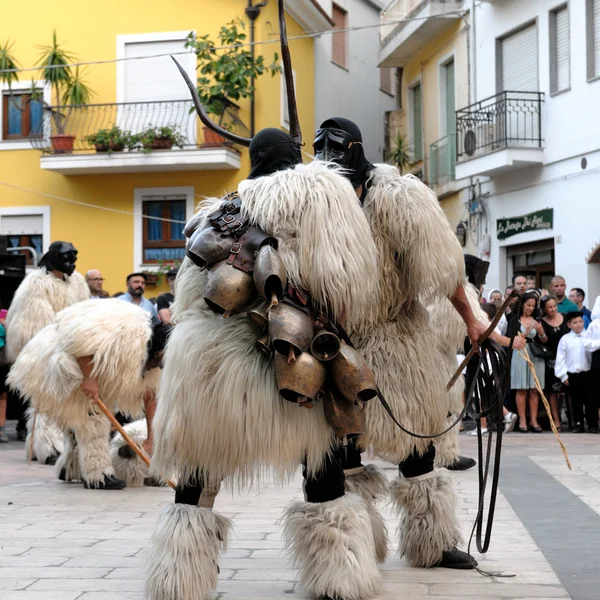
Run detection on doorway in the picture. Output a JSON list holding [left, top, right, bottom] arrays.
[[507, 239, 555, 290]]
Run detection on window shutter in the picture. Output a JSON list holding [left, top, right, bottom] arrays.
[[594, 0, 600, 77], [501, 24, 538, 91], [412, 84, 422, 161], [332, 4, 347, 68], [554, 7, 570, 92], [0, 214, 43, 235]]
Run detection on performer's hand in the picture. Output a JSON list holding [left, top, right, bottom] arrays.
[[80, 378, 99, 403], [512, 335, 526, 351], [466, 319, 487, 352], [142, 438, 154, 456], [563, 379, 569, 387]]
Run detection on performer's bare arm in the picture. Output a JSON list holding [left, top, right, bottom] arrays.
[[142, 388, 156, 455], [77, 355, 100, 403], [158, 308, 171, 325]]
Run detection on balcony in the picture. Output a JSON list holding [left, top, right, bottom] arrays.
[[31, 99, 243, 175], [454, 91, 544, 180], [379, 0, 465, 67]]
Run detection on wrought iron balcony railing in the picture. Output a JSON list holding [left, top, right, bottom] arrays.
[[455, 91, 543, 162], [429, 133, 456, 186], [29, 99, 248, 154]]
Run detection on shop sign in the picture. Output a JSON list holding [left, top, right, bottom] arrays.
[[497, 209, 553, 240]]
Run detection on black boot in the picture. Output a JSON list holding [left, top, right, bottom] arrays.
[[45, 453, 60, 466], [83, 474, 127, 490], [435, 547, 477, 569], [144, 476, 167, 487], [117, 445, 136, 458], [16, 430, 27, 442], [446, 456, 476, 471]]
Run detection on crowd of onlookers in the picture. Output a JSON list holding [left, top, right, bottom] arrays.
[[470, 274, 600, 435]]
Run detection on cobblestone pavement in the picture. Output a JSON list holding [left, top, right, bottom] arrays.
[[1, 422, 598, 600]]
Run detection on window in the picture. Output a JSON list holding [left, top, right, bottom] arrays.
[[380, 68, 394, 96], [410, 83, 423, 162], [142, 196, 187, 262], [498, 23, 538, 92], [0, 208, 50, 266], [2, 92, 43, 140], [440, 59, 456, 136], [332, 4, 347, 69], [587, 0, 600, 80], [550, 6, 570, 93]]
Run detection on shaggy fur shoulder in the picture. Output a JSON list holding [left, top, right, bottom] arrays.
[[238, 161, 378, 325], [5, 268, 87, 361], [360, 165, 464, 322]]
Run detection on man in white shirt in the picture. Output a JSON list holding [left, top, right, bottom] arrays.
[[555, 312, 596, 433]]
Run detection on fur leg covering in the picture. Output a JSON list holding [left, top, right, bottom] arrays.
[[390, 470, 462, 567], [74, 410, 113, 485], [26, 410, 64, 463], [110, 419, 148, 487], [344, 465, 389, 563], [56, 431, 81, 481], [434, 421, 461, 469], [283, 493, 381, 600], [145, 504, 232, 600]]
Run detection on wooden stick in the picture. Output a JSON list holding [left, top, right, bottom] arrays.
[[27, 409, 37, 465], [95, 398, 177, 489], [446, 291, 518, 392], [518, 349, 572, 470]]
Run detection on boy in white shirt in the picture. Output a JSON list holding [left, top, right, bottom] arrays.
[[582, 317, 600, 427], [555, 312, 596, 433]]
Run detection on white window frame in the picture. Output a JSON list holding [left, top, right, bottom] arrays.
[[0, 205, 51, 268], [549, 3, 570, 96], [116, 30, 197, 105], [280, 67, 297, 130], [0, 80, 51, 151], [133, 186, 195, 271]]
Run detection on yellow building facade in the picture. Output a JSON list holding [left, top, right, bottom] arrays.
[[0, 0, 327, 295]]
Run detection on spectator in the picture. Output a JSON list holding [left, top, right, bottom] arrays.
[[513, 273, 528, 295], [86, 269, 109, 299], [556, 312, 597, 433], [117, 273, 159, 326], [508, 291, 547, 433], [582, 316, 600, 426], [487, 289, 503, 308], [526, 275, 537, 290], [156, 269, 178, 325], [0, 313, 8, 442], [568, 288, 592, 327], [540, 296, 569, 431], [550, 276, 578, 314]]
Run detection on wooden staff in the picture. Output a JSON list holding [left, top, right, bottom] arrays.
[[446, 291, 518, 392], [95, 398, 177, 490]]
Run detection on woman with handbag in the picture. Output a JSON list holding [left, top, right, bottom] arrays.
[[540, 296, 569, 431], [508, 292, 548, 432]]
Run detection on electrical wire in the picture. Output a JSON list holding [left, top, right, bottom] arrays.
[[0, 11, 467, 76]]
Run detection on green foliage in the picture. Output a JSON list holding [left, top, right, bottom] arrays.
[[142, 259, 182, 287], [84, 126, 137, 152], [388, 133, 412, 173], [185, 20, 280, 119], [0, 40, 19, 88], [139, 125, 185, 149]]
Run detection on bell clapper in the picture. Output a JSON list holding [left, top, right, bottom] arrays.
[[270, 292, 279, 308], [287, 346, 297, 364]]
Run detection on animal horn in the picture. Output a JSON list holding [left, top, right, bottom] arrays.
[[278, 0, 301, 144], [171, 56, 252, 147]]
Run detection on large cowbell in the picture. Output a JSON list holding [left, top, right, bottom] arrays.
[[171, 0, 301, 148]]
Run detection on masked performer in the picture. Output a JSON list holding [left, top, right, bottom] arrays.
[[8, 299, 167, 490], [313, 118, 490, 570], [5, 241, 89, 464], [145, 123, 383, 600]]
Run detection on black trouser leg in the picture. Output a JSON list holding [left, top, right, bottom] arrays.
[[340, 435, 363, 471], [175, 472, 203, 506], [303, 446, 346, 503], [569, 372, 589, 428], [398, 443, 436, 478]]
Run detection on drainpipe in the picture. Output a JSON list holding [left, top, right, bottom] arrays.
[[245, 0, 268, 136], [469, 0, 477, 104]]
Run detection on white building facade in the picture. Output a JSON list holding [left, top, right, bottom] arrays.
[[314, 0, 397, 162], [455, 0, 600, 300]]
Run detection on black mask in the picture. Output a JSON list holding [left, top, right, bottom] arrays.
[[464, 254, 489, 290], [38, 241, 78, 276], [313, 117, 374, 192], [248, 128, 302, 179]]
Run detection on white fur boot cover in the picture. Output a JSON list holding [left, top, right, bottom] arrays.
[[110, 420, 148, 487], [145, 504, 232, 600], [344, 465, 389, 563], [283, 493, 381, 600], [26, 410, 65, 463], [56, 431, 81, 481], [75, 411, 113, 485], [390, 470, 462, 567]]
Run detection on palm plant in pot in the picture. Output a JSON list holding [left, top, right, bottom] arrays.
[[185, 20, 280, 145], [36, 31, 94, 153]]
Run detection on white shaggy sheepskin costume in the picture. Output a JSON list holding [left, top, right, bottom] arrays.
[[146, 162, 381, 600], [6, 268, 89, 463], [347, 165, 466, 568], [8, 299, 153, 486], [428, 283, 490, 468]]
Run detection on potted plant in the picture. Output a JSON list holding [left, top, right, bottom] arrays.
[[139, 125, 184, 151], [84, 126, 136, 153], [142, 259, 182, 287], [387, 133, 412, 174], [0, 40, 19, 89], [185, 20, 280, 144], [36, 31, 95, 153]]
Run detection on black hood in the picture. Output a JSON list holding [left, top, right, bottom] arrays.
[[38, 241, 78, 276], [248, 128, 302, 179]]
